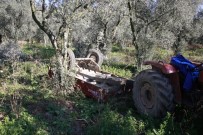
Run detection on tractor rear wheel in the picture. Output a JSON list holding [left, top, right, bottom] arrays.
[[133, 69, 174, 118]]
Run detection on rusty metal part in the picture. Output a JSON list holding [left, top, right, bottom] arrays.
[[144, 61, 178, 74], [76, 58, 100, 72], [74, 68, 133, 101], [144, 61, 182, 103], [47, 53, 133, 102], [198, 71, 203, 89], [167, 73, 182, 104]]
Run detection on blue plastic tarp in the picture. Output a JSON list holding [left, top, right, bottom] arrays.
[[170, 54, 199, 92]]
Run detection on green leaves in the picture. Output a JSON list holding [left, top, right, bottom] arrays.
[[0, 112, 48, 135]]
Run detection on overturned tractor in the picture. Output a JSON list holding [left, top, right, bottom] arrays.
[[51, 49, 203, 118]]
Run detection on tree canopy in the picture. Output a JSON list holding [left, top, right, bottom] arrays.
[[0, 0, 203, 68]]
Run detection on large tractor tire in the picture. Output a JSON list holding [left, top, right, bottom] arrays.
[[133, 69, 174, 118], [86, 49, 103, 66], [67, 48, 76, 70]]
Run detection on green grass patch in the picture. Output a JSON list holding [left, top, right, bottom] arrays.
[[152, 48, 173, 61], [86, 108, 145, 135], [102, 63, 136, 78], [0, 111, 48, 135], [22, 44, 55, 60], [183, 49, 203, 62]]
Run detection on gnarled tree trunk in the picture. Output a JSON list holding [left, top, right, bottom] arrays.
[[29, 0, 74, 94]]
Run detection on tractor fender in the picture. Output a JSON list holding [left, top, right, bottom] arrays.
[[144, 61, 178, 74], [144, 61, 181, 104]]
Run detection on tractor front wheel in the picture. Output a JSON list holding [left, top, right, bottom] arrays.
[[86, 49, 103, 66], [133, 69, 174, 118]]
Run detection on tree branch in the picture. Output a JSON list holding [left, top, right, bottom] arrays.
[[147, 8, 175, 26], [73, 4, 83, 12], [57, 17, 67, 38], [135, 14, 148, 23], [30, 0, 57, 49], [42, 0, 46, 25], [45, 1, 57, 19], [127, 0, 136, 43], [30, 0, 43, 29]]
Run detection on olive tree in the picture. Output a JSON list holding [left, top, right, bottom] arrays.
[[30, 0, 92, 92], [0, 0, 34, 42], [89, 0, 127, 54], [160, 0, 202, 54], [188, 4, 203, 45], [127, 0, 172, 69], [71, 0, 128, 56], [127, 0, 202, 69]]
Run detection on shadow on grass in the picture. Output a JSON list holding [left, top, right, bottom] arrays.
[[20, 87, 106, 135], [95, 92, 203, 135], [21, 89, 80, 135], [2, 86, 203, 135]]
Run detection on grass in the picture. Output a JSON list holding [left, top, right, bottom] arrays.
[[102, 65, 131, 78], [86, 109, 145, 135], [183, 49, 203, 62], [22, 43, 55, 61], [152, 48, 173, 62], [0, 43, 203, 135]]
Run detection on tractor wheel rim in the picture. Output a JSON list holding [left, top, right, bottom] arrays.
[[90, 55, 97, 62], [140, 83, 155, 109]]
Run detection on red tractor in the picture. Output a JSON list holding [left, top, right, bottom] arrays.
[[53, 48, 203, 118], [133, 55, 203, 117]]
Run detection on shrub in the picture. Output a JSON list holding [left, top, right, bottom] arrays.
[[0, 41, 22, 61]]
